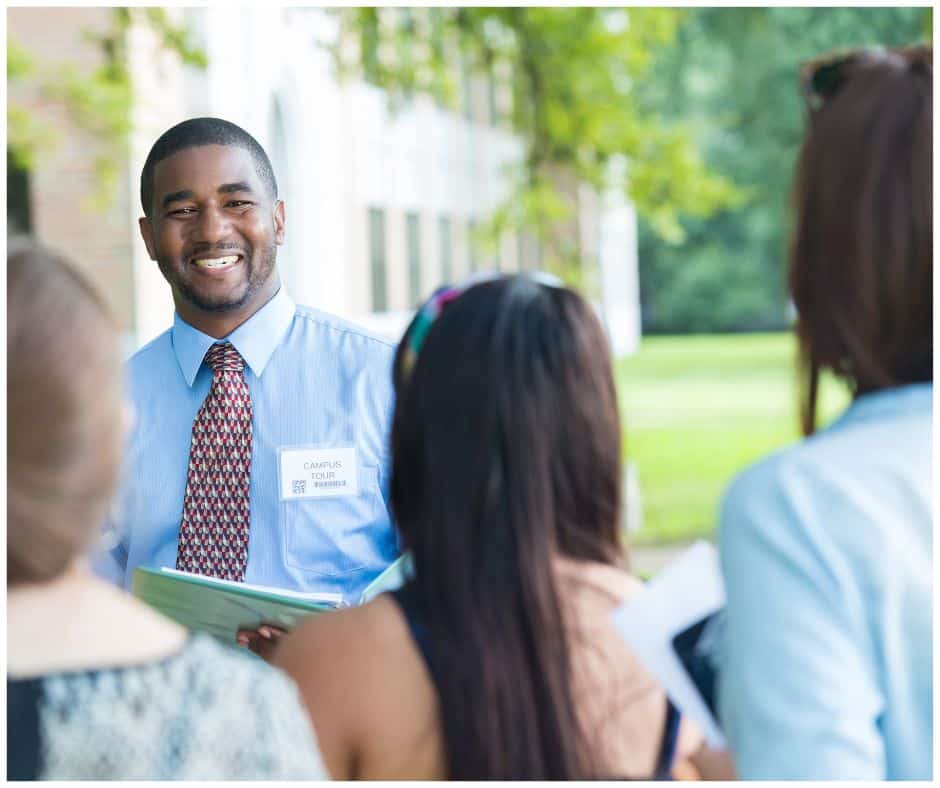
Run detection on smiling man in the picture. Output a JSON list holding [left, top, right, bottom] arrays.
[[94, 118, 398, 631]]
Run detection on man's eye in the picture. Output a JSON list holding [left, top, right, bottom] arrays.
[[227, 200, 253, 208], [168, 207, 196, 216]]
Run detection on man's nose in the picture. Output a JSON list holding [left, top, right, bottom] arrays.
[[192, 203, 229, 244]]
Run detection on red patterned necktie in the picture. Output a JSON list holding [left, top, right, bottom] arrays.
[[176, 341, 253, 581]]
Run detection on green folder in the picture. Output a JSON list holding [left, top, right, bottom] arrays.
[[132, 554, 412, 643], [131, 567, 340, 642]]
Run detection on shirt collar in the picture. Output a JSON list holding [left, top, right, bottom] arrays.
[[834, 382, 932, 429], [171, 287, 296, 387]]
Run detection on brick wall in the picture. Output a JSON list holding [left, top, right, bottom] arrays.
[[8, 7, 137, 334]]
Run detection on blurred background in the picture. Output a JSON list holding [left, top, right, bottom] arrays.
[[7, 6, 932, 568]]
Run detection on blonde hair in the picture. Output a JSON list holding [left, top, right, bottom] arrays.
[[7, 239, 123, 585]]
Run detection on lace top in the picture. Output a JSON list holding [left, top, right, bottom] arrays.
[[7, 634, 326, 780]]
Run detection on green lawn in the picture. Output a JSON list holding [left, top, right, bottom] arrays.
[[614, 333, 849, 545]]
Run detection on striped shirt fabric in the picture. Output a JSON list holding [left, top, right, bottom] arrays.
[[92, 287, 399, 604]]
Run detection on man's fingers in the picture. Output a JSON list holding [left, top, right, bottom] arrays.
[[249, 634, 279, 661], [235, 626, 286, 656], [235, 628, 255, 647]]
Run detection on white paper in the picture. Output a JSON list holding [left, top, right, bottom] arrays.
[[610, 540, 727, 748], [159, 567, 345, 606]]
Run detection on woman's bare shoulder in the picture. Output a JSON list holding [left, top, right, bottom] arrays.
[[271, 592, 441, 779], [276, 593, 406, 667], [271, 591, 432, 725]]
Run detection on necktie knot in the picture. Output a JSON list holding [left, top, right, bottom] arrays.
[[205, 342, 245, 374]]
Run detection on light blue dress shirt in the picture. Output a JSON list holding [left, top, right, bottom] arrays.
[[717, 383, 932, 779], [93, 287, 399, 603]]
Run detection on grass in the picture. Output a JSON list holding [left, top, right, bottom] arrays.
[[614, 333, 850, 546]]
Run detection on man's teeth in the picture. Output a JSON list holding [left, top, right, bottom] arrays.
[[193, 255, 239, 268]]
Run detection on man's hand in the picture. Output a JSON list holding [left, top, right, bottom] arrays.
[[236, 625, 287, 662]]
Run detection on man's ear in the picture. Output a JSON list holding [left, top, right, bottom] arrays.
[[138, 216, 158, 261], [273, 200, 286, 246]]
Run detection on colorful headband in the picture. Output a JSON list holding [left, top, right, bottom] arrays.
[[399, 270, 564, 381], [400, 284, 467, 380]]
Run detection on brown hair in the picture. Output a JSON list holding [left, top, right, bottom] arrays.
[[390, 276, 623, 778], [789, 45, 932, 435], [8, 239, 124, 585]]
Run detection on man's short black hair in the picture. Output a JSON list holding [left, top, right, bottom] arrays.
[[140, 117, 278, 216]]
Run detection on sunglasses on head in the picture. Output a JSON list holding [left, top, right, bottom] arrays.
[[800, 44, 932, 110]]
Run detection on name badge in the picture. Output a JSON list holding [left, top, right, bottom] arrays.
[[278, 445, 359, 501]]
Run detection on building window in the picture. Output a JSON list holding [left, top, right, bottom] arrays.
[[487, 70, 498, 127], [429, 7, 447, 107], [361, 9, 381, 85], [406, 211, 421, 307], [399, 7, 416, 35], [460, 55, 473, 122], [369, 207, 388, 311], [468, 219, 478, 273], [439, 216, 452, 284], [7, 149, 32, 235], [269, 98, 292, 288]]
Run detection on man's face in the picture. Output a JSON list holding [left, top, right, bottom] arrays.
[[139, 144, 285, 318]]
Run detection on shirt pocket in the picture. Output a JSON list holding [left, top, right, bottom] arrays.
[[281, 464, 383, 577]]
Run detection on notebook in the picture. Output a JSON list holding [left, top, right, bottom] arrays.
[[132, 554, 411, 642]]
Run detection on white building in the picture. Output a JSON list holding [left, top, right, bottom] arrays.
[[12, 6, 641, 355]]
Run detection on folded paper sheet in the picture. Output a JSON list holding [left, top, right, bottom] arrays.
[[610, 541, 726, 749]]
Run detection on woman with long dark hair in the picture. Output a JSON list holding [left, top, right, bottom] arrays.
[[714, 45, 932, 779], [274, 274, 700, 778]]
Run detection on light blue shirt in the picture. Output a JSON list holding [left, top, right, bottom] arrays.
[[93, 287, 399, 603], [717, 383, 932, 779]]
